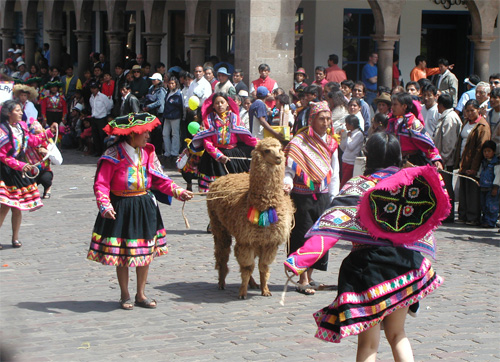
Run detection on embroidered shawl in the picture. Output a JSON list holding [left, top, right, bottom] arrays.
[[285, 127, 338, 191]]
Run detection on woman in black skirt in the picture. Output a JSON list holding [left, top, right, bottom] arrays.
[[87, 113, 193, 310], [0, 100, 57, 249], [285, 133, 448, 361], [189, 92, 258, 193]]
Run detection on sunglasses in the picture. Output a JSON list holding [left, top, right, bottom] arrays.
[[133, 70, 141, 73], [491, 80, 500, 85]]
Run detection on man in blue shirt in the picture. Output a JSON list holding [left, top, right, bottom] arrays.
[[456, 74, 480, 115], [361, 52, 378, 108]]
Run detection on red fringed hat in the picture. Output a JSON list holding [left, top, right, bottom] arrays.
[[103, 112, 161, 136]]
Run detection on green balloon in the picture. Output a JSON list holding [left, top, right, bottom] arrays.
[[188, 122, 200, 135]]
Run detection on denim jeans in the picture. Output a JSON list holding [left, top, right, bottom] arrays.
[[163, 118, 181, 156]]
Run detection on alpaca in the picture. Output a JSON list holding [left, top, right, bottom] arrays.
[[207, 137, 295, 299]]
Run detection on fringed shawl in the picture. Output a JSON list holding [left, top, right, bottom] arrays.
[[285, 127, 338, 191]]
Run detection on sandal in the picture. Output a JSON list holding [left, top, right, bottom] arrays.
[[43, 192, 51, 199], [119, 298, 134, 310], [295, 284, 315, 295], [135, 296, 157, 309], [11, 240, 22, 248]]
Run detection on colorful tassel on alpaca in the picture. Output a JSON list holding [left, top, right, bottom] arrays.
[[247, 206, 278, 227]]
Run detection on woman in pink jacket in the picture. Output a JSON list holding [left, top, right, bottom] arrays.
[[87, 112, 193, 310], [0, 100, 57, 249]]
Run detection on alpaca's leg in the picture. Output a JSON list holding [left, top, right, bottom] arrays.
[[234, 243, 255, 299], [210, 212, 232, 290], [257, 246, 278, 297]]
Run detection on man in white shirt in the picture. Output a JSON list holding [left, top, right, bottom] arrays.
[[186, 65, 212, 107], [420, 84, 440, 136], [89, 82, 113, 156]]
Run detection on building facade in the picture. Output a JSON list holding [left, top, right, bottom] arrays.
[[1, 0, 498, 92]]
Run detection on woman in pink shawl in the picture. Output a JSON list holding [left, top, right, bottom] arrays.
[[190, 92, 258, 193]]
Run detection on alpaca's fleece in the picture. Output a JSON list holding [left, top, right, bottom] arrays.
[[207, 138, 295, 299]]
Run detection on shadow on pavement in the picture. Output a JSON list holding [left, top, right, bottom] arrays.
[[439, 225, 499, 247], [155, 281, 286, 304], [16, 300, 118, 314]]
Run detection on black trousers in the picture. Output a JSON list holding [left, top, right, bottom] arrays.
[[36, 170, 53, 194], [458, 176, 481, 223], [289, 192, 330, 271], [91, 116, 108, 156], [442, 165, 455, 221]]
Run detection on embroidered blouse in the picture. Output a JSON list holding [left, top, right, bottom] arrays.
[[191, 111, 257, 160], [387, 112, 442, 163], [94, 142, 186, 216], [0, 121, 54, 171]]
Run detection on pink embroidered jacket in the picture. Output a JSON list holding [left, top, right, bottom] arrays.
[[191, 111, 257, 160], [94, 142, 186, 216], [0, 121, 54, 171]]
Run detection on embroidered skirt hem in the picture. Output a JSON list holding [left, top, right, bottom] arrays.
[[87, 193, 168, 267], [313, 246, 443, 343], [0, 163, 43, 211]]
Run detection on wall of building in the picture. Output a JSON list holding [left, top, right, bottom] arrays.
[[308, 1, 500, 83]]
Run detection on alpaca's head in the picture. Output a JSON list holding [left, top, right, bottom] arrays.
[[251, 137, 284, 167]]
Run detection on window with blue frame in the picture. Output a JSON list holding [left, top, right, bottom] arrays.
[[342, 9, 377, 82]]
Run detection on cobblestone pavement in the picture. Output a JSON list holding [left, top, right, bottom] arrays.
[[1, 149, 499, 361]]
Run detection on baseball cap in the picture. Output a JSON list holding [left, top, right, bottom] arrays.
[[89, 82, 99, 88], [14, 49, 22, 54], [17, 61, 26, 68], [7, 48, 14, 53], [72, 103, 84, 112], [257, 86, 269, 97], [149, 73, 163, 81]]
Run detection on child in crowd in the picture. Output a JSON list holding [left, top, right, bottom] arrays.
[[271, 94, 294, 127], [347, 97, 364, 132], [290, 68, 308, 104], [368, 112, 388, 137], [420, 84, 439, 136], [81, 117, 93, 155], [478, 141, 500, 228], [101, 72, 115, 99], [339, 115, 364, 188]]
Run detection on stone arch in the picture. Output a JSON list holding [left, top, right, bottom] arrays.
[[185, 0, 211, 71], [143, 0, 167, 66], [73, 0, 94, 78], [20, 0, 40, 67], [367, 0, 406, 88], [466, 0, 499, 80], [104, 0, 128, 73], [73, 0, 94, 31], [0, 0, 16, 60]]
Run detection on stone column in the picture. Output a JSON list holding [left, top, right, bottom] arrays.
[[46, 29, 65, 67], [143, 32, 166, 67], [185, 34, 210, 71], [235, 0, 297, 93], [372, 35, 399, 89], [74, 30, 93, 80], [468, 35, 496, 81], [22, 28, 37, 67], [105, 31, 127, 72], [1, 28, 15, 61]]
